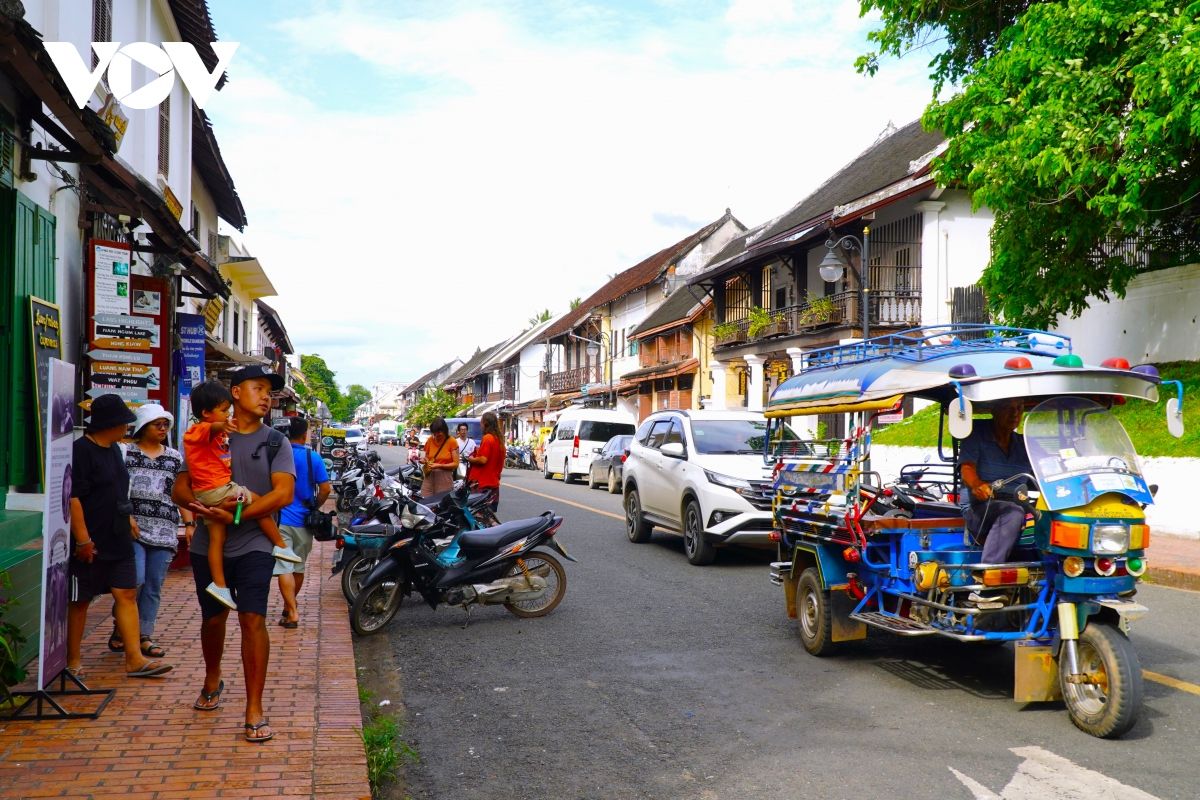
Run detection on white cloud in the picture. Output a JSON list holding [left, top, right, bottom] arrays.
[[206, 1, 934, 388]]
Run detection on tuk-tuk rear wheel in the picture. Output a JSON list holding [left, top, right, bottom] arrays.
[[1060, 622, 1143, 739], [797, 568, 834, 656]]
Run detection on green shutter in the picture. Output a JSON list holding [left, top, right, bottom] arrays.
[[3, 192, 57, 487]]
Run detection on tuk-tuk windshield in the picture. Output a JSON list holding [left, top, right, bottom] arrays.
[[1024, 397, 1149, 509]]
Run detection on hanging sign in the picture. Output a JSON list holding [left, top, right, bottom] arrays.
[[177, 312, 207, 448], [90, 362, 161, 390], [38, 358, 75, 689], [85, 348, 152, 364], [29, 297, 62, 468], [92, 313, 159, 350], [91, 240, 132, 316]]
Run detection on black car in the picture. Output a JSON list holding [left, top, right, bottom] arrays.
[[588, 434, 633, 494]]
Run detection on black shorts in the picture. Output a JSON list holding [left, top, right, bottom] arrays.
[[191, 550, 275, 619], [69, 555, 138, 602]]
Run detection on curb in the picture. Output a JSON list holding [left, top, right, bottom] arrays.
[[1144, 567, 1200, 593]]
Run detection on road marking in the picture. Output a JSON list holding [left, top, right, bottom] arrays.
[[951, 745, 1160, 799], [502, 481, 625, 522], [1143, 669, 1200, 697]]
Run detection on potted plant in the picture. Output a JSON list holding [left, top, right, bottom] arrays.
[[714, 321, 746, 345], [799, 295, 841, 328]]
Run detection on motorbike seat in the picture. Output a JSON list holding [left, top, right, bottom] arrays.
[[911, 501, 964, 520], [348, 521, 391, 535], [384, 466, 401, 477], [458, 517, 545, 551]]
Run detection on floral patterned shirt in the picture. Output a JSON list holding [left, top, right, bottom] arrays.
[[125, 444, 184, 551]]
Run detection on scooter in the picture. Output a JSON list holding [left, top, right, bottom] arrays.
[[350, 500, 574, 636]]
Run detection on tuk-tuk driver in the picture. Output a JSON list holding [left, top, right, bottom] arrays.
[[958, 399, 1032, 588]]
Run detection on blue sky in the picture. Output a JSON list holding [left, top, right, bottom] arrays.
[[202, 0, 938, 390]]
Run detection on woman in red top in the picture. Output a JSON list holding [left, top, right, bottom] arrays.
[[466, 411, 504, 511]]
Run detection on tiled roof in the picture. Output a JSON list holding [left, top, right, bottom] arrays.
[[630, 285, 708, 338], [541, 210, 740, 340], [192, 108, 247, 230], [406, 359, 460, 395], [694, 120, 944, 283]]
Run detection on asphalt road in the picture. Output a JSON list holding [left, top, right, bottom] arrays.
[[360, 446, 1200, 800]]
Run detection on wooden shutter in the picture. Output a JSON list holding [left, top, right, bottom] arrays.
[[92, 0, 113, 68], [0, 128, 13, 189], [157, 99, 170, 177], [3, 193, 57, 486]]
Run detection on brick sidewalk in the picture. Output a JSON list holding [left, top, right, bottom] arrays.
[[0, 539, 370, 800]]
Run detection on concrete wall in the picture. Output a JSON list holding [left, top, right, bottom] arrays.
[[1051, 263, 1200, 364], [872, 445, 1197, 539]]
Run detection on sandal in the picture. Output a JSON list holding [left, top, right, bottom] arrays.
[[193, 679, 224, 711], [140, 637, 166, 658], [107, 629, 124, 653], [244, 719, 275, 743], [127, 660, 173, 678]]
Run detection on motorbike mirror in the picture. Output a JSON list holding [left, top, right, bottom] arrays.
[[947, 397, 974, 439], [1166, 397, 1185, 438], [1149, 483, 1159, 498]]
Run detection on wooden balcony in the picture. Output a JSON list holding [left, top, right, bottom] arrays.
[[547, 364, 602, 393]]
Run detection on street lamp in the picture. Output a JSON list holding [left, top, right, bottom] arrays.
[[570, 331, 614, 408], [819, 226, 871, 340]]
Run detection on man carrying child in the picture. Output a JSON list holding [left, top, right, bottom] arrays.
[[173, 365, 295, 743]]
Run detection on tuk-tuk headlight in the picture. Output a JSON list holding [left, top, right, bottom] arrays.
[[1093, 524, 1129, 555]]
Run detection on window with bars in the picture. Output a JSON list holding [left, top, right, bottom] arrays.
[[157, 98, 170, 177], [724, 274, 751, 322], [208, 231, 219, 258], [92, 0, 112, 69]]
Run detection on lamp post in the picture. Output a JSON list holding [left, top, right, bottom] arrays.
[[570, 331, 614, 408], [818, 226, 871, 340]]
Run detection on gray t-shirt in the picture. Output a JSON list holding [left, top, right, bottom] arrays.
[[188, 424, 296, 559]]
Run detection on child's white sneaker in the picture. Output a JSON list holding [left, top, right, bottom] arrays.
[[273, 546, 303, 564], [206, 582, 237, 610]]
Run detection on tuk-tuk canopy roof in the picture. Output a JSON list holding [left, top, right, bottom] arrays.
[[765, 325, 1161, 417]]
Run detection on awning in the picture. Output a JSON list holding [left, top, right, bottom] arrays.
[[205, 335, 267, 370], [622, 358, 699, 382]]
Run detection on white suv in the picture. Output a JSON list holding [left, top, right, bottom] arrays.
[[622, 409, 782, 565]]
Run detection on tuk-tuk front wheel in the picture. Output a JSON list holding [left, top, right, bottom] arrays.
[[797, 568, 834, 656], [1060, 622, 1143, 738]]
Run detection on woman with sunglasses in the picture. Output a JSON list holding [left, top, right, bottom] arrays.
[[110, 404, 193, 658]]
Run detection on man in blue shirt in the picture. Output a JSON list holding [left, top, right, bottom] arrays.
[[275, 417, 331, 627], [958, 399, 1032, 605]]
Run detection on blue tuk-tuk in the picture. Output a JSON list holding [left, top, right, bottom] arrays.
[[764, 324, 1185, 738]]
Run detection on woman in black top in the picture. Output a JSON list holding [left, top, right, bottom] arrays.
[[66, 395, 173, 680]]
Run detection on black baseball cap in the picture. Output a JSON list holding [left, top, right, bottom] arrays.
[[228, 364, 285, 391]]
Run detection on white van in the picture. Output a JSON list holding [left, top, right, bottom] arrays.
[[543, 407, 636, 483]]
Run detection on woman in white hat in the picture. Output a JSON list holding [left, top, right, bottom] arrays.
[[111, 403, 192, 658]]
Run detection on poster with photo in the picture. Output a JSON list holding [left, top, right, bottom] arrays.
[[39, 358, 75, 689], [132, 289, 161, 315], [92, 241, 132, 316]]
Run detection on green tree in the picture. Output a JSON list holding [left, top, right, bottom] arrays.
[[568, 297, 582, 310], [332, 384, 372, 423], [859, 0, 1200, 327], [299, 354, 338, 407], [405, 387, 469, 429], [528, 309, 552, 326]]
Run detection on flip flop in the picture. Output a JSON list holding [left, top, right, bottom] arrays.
[[277, 619, 298, 629], [107, 630, 124, 653], [127, 660, 174, 678], [244, 719, 275, 743], [193, 679, 224, 711], [140, 637, 166, 658]]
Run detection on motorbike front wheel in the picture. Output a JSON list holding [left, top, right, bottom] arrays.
[[1059, 622, 1143, 738], [503, 551, 566, 618], [350, 580, 403, 636], [340, 554, 378, 604]]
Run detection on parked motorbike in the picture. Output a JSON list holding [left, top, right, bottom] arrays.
[[350, 498, 573, 636], [335, 478, 500, 603]]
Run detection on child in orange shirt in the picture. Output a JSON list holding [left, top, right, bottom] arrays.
[[184, 381, 299, 610]]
